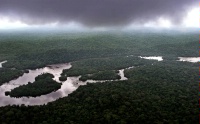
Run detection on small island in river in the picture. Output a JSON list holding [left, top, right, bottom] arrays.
[[5, 73, 62, 98]]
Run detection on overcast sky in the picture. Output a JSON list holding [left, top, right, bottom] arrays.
[[0, 0, 198, 29]]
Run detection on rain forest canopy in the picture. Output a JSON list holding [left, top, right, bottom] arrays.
[[0, 30, 198, 123], [0, 0, 198, 123]]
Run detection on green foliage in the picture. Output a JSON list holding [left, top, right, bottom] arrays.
[[80, 70, 121, 81], [0, 31, 198, 123], [35, 73, 54, 81], [0, 63, 198, 123], [0, 31, 198, 70], [5, 91, 10, 96], [7, 73, 61, 97], [59, 76, 67, 81], [62, 56, 154, 76], [0, 68, 23, 86]]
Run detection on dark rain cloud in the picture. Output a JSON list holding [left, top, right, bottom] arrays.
[[0, 0, 197, 27]]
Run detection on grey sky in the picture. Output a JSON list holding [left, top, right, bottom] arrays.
[[0, 0, 198, 27]]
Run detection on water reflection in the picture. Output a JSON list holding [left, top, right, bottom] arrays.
[[0, 63, 131, 106], [177, 57, 199, 63], [0, 60, 7, 68], [119, 69, 128, 80], [0, 63, 73, 106], [139, 56, 163, 61]]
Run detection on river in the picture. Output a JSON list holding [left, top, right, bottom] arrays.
[[1, 56, 197, 106], [0, 63, 129, 106], [0, 60, 7, 68], [177, 57, 199, 63]]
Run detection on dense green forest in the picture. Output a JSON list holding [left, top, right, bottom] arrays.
[[0, 30, 198, 123], [59, 76, 68, 81], [6, 73, 61, 97], [61, 56, 155, 77], [0, 31, 198, 70], [79, 70, 121, 81], [0, 62, 198, 123], [0, 68, 24, 86], [0, 31, 198, 85]]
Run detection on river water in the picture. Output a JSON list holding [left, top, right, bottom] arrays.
[[177, 57, 199, 63], [139, 56, 163, 61], [138, 56, 199, 63], [0, 60, 7, 68], [0, 63, 75, 106], [0, 56, 197, 106], [0, 63, 129, 106]]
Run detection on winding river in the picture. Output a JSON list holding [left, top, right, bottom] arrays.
[[0, 63, 128, 106], [0, 63, 75, 106], [0, 56, 198, 106]]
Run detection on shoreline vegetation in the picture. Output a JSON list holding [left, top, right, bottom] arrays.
[[1, 63, 198, 123], [0, 31, 198, 123], [5, 73, 62, 98]]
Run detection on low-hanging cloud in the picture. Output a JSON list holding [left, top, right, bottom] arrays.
[[0, 0, 198, 27]]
